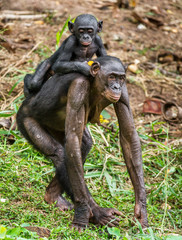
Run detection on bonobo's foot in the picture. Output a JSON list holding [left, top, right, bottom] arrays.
[[44, 175, 73, 211], [89, 206, 122, 227], [44, 192, 73, 211], [71, 204, 92, 231], [134, 202, 149, 228], [55, 196, 73, 211]]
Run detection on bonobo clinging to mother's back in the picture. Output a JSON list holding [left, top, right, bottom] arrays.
[[24, 14, 106, 96], [17, 56, 148, 229]]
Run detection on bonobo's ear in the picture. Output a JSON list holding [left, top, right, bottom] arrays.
[[124, 64, 128, 72], [68, 21, 74, 33], [97, 20, 103, 33], [90, 62, 101, 77]]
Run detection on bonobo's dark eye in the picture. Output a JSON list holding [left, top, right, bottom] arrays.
[[88, 29, 93, 33], [108, 74, 116, 81], [119, 75, 125, 82], [79, 29, 84, 33]]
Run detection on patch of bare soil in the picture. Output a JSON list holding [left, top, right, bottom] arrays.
[[0, 0, 182, 138]]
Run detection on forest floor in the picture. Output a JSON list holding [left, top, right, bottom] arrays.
[[0, 0, 182, 239]]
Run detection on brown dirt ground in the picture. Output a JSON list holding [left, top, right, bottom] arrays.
[[0, 0, 182, 139]]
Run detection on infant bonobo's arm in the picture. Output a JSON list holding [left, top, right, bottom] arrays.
[[27, 44, 64, 91], [95, 35, 107, 57], [52, 37, 91, 77], [114, 83, 148, 228]]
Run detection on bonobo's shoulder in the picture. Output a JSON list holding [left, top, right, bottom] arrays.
[[95, 35, 103, 46], [63, 35, 77, 48]]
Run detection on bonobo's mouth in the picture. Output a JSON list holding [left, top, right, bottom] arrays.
[[81, 41, 91, 46], [102, 90, 121, 103]]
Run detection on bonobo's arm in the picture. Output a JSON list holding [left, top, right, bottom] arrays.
[[52, 37, 90, 76], [114, 83, 148, 228], [28, 44, 64, 91], [65, 77, 91, 228], [95, 35, 107, 57]]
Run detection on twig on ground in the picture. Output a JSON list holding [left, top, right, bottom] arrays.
[[0, 41, 42, 79]]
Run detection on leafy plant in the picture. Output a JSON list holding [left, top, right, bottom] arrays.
[[56, 16, 75, 49]]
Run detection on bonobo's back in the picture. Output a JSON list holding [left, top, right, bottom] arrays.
[[28, 72, 85, 119]]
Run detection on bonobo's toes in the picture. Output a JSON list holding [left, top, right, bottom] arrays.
[[134, 203, 149, 228], [56, 196, 73, 211], [71, 222, 88, 232], [89, 207, 123, 227], [44, 192, 73, 211]]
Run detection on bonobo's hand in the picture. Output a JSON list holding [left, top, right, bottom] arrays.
[[76, 61, 91, 76], [134, 201, 149, 228], [89, 205, 122, 227]]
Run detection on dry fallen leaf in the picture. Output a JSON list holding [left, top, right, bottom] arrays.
[[161, 203, 171, 210]]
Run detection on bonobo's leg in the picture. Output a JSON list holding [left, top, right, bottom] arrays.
[[81, 129, 123, 227], [17, 104, 122, 227], [65, 77, 92, 229], [24, 74, 32, 97], [16, 111, 72, 211], [44, 125, 122, 227], [44, 175, 73, 211], [44, 127, 93, 210], [114, 83, 148, 228]]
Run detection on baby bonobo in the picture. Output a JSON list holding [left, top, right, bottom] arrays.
[[24, 14, 106, 96], [17, 56, 148, 230]]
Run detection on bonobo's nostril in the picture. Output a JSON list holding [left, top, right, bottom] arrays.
[[111, 83, 120, 91], [83, 34, 91, 40]]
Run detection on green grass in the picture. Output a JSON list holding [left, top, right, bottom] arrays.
[[0, 32, 182, 238], [0, 91, 182, 239]]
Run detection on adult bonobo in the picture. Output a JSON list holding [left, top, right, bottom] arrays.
[[24, 14, 106, 96], [17, 56, 148, 229]]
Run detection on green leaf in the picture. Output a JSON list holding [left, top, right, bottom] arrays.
[[6, 227, 21, 237], [0, 225, 7, 239], [166, 236, 182, 240], [0, 112, 14, 117], [8, 77, 23, 95], [56, 16, 72, 49], [168, 167, 176, 174], [135, 219, 144, 234], [104, 171, 117, 196], [147, 227, 155, 240], [107, 227, 120, 237], [84, 171, 102, 178]]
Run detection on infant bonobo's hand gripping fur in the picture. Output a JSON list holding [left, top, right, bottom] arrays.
[[17, 56, 148, 230], [24, 14, 107, 97]]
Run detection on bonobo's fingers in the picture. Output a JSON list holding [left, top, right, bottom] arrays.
[[134, 202, 149, 228], [107, 222, 116, 227], [109, 208, 123, 216], [89, 207, 122, 227]]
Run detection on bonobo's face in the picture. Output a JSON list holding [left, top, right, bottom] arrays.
[[101, 70, 125, 103], [72, 15, 98, 46], [91, 58, 126, 103], [76, 26, 95, 46]]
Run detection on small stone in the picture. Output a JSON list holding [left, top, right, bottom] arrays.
[[128, 64, 138, 73], [137, 24, 147, 30]]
